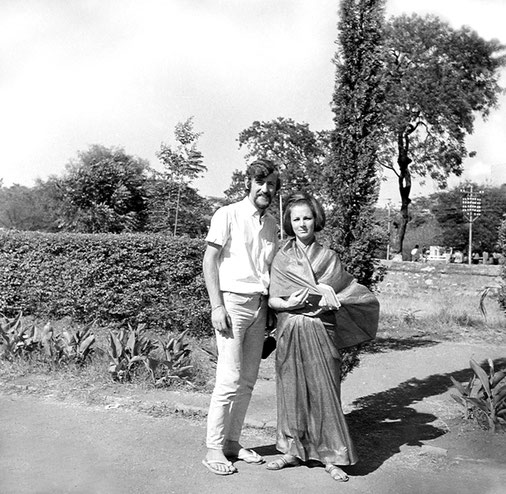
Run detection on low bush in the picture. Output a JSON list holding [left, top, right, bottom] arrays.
[[0, 230, 212, 337]]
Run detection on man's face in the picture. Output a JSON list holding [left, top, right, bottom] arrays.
[[247, 172, 278, 211]]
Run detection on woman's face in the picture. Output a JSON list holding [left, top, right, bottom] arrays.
[[290, 203, 315, 245]]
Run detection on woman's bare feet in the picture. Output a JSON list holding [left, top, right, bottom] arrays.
[[325, 464, 349, 482], [222, 440, 264, 464], [266, 454, 300, 470]]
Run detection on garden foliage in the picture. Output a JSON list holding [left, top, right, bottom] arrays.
[[0, 312, 95, 366], [451, 358, 506, 432], [108, 324, 193, 384], [0, 230, 211, 337]]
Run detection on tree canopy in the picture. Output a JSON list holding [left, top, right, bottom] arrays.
[[236, 117, 328, 197], [55, 144, 151, 233], [380, 13, 506, 254]]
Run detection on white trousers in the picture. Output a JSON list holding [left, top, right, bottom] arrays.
[[206, 292, 267, 449]]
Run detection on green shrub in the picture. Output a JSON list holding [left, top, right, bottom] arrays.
[[0, 231, 212, 337]]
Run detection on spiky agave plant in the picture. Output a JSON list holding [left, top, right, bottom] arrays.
[[451, 358, 506, 432]]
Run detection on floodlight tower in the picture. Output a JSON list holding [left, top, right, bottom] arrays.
[[460, 185, 483, 265]]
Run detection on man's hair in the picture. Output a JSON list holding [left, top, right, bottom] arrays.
[[282, 192, 326, 237], [245, 159, 281, 192]]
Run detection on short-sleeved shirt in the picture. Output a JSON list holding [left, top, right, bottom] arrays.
[[205, 197, 279, 295]]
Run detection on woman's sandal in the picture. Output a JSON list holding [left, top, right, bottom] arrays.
[[266, 455, 300, 470], [325, 464, 349, 482]]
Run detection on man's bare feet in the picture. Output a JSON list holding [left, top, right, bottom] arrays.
[[222, 440, 264, 464], [204, 448, 237, 475]]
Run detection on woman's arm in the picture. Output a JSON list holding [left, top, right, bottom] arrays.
[[269, 288, 309, 311]]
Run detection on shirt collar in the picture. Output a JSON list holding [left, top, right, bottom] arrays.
[[240, 196, 266, 221]]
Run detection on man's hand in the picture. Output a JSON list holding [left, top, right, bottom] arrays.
[[212, 305, 233, 338]]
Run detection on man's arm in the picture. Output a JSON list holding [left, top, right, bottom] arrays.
[[203, 242, 232, 337]]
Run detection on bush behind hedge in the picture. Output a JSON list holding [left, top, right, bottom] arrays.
[[0, 231, 212, 337]]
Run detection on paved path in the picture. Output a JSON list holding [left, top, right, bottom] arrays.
[[1, 341, 506, 494]]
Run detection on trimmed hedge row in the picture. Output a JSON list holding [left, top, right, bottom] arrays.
[[0, 231, 212, 336]]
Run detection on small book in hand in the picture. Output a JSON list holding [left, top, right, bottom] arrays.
[[317, 283, 341, 310]]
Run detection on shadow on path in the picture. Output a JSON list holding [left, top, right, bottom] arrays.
[[363, 336, 440, 354], [253, 357, 506, 477], [346, 357, 506, 476]]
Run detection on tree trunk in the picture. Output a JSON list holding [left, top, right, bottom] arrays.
[[173, 181, 182, 236], [390, 128, 413, 257]]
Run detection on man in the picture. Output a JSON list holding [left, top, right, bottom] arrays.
[[202, 159, 280, 476], [411, 244, 420, 262]]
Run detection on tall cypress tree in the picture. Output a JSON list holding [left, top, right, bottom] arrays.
[[325, 0, 386, 287]]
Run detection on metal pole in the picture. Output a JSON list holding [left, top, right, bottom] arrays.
[[279, 194, 283, 240], [386, 201, 391, 260], [468, 217, 472, 266]]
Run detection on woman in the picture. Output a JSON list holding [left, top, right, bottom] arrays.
[[266, 193, 379, 482]]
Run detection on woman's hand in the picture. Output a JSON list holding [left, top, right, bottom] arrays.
[[285, 288, 310, 310]]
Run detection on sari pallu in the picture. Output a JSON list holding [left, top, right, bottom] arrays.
[[269, 239, 379, 465]]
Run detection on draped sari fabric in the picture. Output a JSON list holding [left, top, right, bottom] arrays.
[[269, 239, 379, 465]]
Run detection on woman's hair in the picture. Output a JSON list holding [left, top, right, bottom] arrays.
[[245, 159, 281, 192], [282, 192, 326, 237]]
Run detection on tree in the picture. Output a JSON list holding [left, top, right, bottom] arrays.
[[325, 0, 386, 287], [430, 184, 506, 252], [56, 145, 151, 233], [144, 175, 211, 237], [380, 14, 506, 255], [236, 117, 328, 197], [223, 169, 248, 204], [0, 182, 61, 231], [156, 117, 207, 236]]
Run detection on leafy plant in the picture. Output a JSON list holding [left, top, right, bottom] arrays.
[[0, 312, 34, 359], [451, 358, 506, 432], [153, 330, 193, 386], [107, 324, 193, 386], [60, 324, 96, 365], [479, 284, 506, 320], [400, 308, 421, 325], [108, 323, 157, 382], [0, 313, 97, 367]]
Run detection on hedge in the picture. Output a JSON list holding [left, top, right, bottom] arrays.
[[0, 230, 212, 337]]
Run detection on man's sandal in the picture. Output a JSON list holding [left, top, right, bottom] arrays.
[[227, 448, 265, 464], [202, 459, 237, 476], [325, 464, 349, 482], [265, 455, 300, 470]]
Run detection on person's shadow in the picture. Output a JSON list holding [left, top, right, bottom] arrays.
[[254, 357, 506, 476]]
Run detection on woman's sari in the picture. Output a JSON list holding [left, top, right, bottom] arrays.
[[269, 239, 379, 465]]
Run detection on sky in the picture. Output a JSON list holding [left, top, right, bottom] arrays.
[[1, 0, 505, 207]]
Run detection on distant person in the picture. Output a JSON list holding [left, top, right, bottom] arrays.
[[482, 251, 489, 265], [410, 244, 420, 262], [453, 250, 463, 264], [266, 193, 379, 482], [472, 252, 480, 264], [202, 159, 280, 475]]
